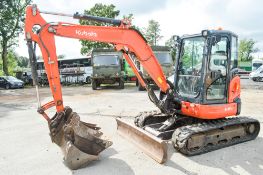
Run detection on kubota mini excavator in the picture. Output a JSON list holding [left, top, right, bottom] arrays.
[[25, 5, 260, 169]]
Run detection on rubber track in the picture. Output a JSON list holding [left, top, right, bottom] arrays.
[[134, 110, 171, 127], [172, 117, 260, 156]]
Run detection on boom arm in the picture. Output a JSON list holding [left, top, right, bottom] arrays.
[[25, 5, 174, 119]]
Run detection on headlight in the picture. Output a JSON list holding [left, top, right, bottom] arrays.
[[116, 72, 119, 76]]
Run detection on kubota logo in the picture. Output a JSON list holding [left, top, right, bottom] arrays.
[[75, 30, 97, 37]]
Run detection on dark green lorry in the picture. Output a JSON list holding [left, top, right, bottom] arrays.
[[91, 49, 124, 90], [137, 46, 174, 90]]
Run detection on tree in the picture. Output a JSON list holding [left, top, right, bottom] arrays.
[[123, 14, 134, 23], [165, 37, 174, 48], [0, 0, 31, 75], [79, 3, 120, 55], [238, 39, 259, 61], [0, 58, 2, 75], [17, 56, 29, 68], [144, 20, 163, 46], [165, 37, 177, 62], [6, 51, 18, 75]]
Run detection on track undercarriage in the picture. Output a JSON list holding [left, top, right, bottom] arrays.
[[134, 111, 260, 156]]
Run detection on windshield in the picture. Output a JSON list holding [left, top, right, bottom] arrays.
[[177, 36, 205, 97], [155, 52, 172, 65], [253, 63, 262, 71], [4, 76, 19, 81], [255, 65, 263, 73], [93, 55, 119, 66]]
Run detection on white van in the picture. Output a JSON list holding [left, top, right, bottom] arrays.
[[252, 59, 263, 71], [249, 65, 263, 81]]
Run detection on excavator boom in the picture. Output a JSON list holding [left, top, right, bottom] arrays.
[[25, 5, 172, 169]]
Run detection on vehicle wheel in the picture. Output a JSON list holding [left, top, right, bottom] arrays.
[[86, 76, 91, 84], [256, 77, 262, 82], [5, 84, 10, 90], [252, 77, 257, 81], [119, 79, 125, 89], [29, 79, 33, 86], [92, 80, 97, 90], [138, 82, 145, 91]]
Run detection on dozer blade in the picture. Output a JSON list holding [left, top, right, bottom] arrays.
[[116, 118, 167, 163], [49, 107, 112, 170]]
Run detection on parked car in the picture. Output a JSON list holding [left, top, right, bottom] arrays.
[[0, 76, 24, 89], [249, 65, 263, 82], [15, 68, 33, 86]]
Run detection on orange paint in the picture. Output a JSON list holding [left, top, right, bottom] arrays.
[[228, 76, 241, 103], [181, 101, 238, 119]]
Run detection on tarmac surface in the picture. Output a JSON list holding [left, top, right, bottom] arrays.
[[0, 80, 263, 175]]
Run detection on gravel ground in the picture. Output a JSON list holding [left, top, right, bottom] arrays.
[[0, 80, 263, 175]]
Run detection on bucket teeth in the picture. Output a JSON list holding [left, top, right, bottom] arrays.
[[48, 106, 112, 170]]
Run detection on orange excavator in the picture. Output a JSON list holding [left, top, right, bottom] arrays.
[[25, 5, 260, 170]]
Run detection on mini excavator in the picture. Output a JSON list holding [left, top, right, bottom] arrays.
[[25, 5, 260, 169]]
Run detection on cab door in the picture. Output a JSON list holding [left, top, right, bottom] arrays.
[[176, 36, 205, 102], [227, 35, 240, 106], [204, 35, 230, 104]]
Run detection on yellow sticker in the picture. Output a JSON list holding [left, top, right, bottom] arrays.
[[157, 77, 163, 84]]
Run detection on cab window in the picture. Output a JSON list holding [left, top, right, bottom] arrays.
[[231, 36, 238, 69], [177, 36, 205, 97], [206, 37, 228, 100]]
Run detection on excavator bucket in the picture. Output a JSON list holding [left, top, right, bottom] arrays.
[[116, 118, 167, 163], [49, 107, 112, 170]]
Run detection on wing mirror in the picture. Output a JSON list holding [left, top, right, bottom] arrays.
[[209, 35, 221, 46], [172, 35, 180, 42], [172, 35, 181, 48]]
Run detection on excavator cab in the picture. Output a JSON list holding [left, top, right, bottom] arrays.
[[174, 30, 239, 106], [132, 29, 258, 160]]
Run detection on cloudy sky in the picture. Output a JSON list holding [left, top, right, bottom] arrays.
[[17, 0, 263, 58]]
